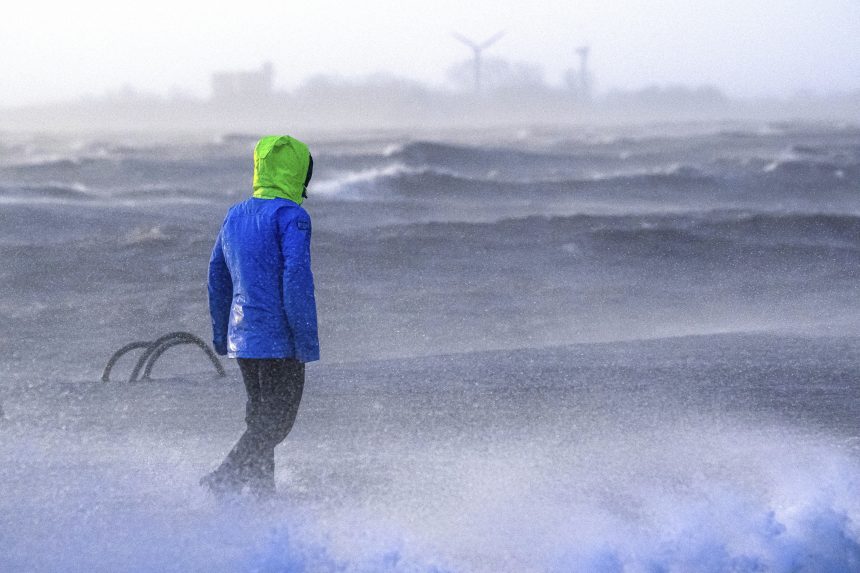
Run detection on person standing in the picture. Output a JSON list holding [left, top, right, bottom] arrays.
[[203, 135, 319, 498]]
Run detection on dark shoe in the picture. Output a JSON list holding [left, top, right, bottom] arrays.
[[200, 467, 243, 499]]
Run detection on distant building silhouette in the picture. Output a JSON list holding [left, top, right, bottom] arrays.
[[211, 62, 274, 102]]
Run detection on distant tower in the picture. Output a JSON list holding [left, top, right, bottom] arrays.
[[453, 31, 506, 93], [260, 61, 275, 91], [576, 46, 591, 100]]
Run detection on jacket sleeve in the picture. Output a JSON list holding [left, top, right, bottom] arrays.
[[279, 209, 320, 362], [207, 229, 232, 356]]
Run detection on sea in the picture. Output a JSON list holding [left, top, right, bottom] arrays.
[[0, 121, 858, 572]]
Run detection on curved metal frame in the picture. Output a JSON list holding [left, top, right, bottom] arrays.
[[102, 331, 224, 383], [138, 332, 226, 381], [101, 341, 153, 382], [140, 338, 190, 379]]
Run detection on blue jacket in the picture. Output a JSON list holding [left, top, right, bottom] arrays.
[[208, 136, 319, 362]]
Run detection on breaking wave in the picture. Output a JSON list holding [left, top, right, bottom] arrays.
[[312, 163, 715, 200], [1, 415, 857, 573]]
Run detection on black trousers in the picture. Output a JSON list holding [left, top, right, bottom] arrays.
[[217, 358, 305, 492]]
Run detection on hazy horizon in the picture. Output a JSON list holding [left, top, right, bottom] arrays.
[[3, 0, 860, 108]]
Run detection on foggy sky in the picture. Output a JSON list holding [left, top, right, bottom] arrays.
[[2, 0, 859, 107]]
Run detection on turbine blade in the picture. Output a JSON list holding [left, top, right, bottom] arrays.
[[479, 30, 506, 50], [452, 33, 479, 51]]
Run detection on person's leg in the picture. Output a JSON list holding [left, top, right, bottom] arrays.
[[201, 358, 264, 494], [259, 358, 305, 444], [246, 358, 305, 497]]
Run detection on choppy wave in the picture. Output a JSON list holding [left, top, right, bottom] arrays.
[[590, 211, 860, 250], [5, 135, 859, 210], [363, 138, 860, 174], [389, 140, 636, 177], [762, 157, 857, 177], [8, 156, 93, 169], [390, 140, 567, 164], [2, 154, 247, 183], [318, 138, 860, 190], [0, 181, 229, 206], [388, 211, 860, 261], [703, 211, 860, 247], [0, 182, 93, 202]]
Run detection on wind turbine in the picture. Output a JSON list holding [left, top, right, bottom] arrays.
[[576, 46, 591, 98], [452, 30, 506, 93]]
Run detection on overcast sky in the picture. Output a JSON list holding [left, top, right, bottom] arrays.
[[2, 0, 859, 106]]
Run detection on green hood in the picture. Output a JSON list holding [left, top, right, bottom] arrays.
[[252, 135, 311, 204]]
